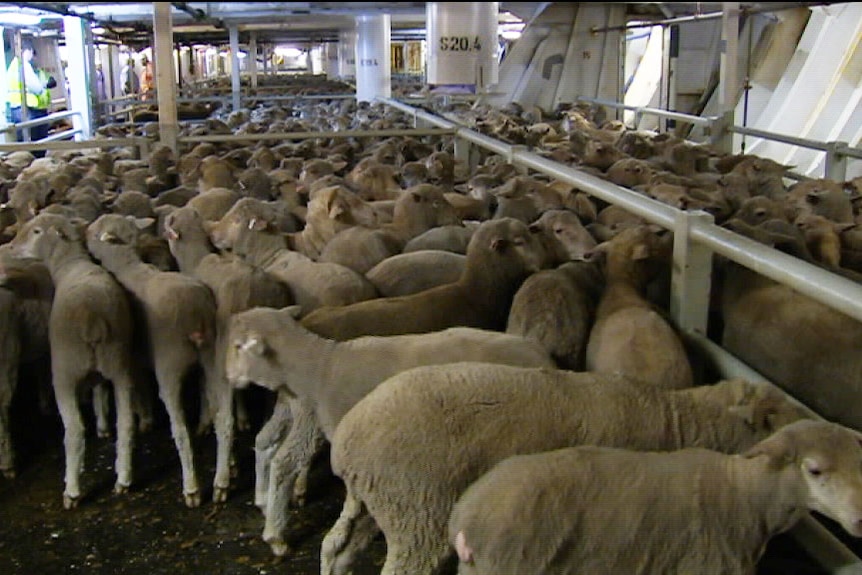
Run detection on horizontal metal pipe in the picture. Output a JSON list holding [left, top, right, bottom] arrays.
[[729, 124, 832, 151], [179, 127, 456, 145], [0, 137, 149, 153], [576, 96, 716, 127], [7, 110, 79, 131]]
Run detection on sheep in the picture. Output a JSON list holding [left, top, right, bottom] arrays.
[[449, 418, 862, 575], [162, 203, 293, 436], [300, 217, 551, 341], [5, 213, 140, 509], [325, 362, 810, 575], [206, 197, 378, 315], [225, 304, 556, 555], [527, 208, 597, 264], [85, 213, 221, 507], [318, 183, 463, 275], [506, 260, 604, 370], [402, 222, 477, 254], [365, 250, 466, 297], [584, 224, 694, 389]]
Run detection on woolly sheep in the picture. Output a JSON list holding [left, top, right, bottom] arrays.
[[86, 213, 221, 507], [6, 213, 139, 509], [365, 250, 466, 297], [225, 305, 556, 555], [449, 419, 862, 575], [326, 362, 810, 575]]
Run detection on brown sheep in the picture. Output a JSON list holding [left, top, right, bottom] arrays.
[[584, 225, 694, 389], [300, 217, 551, 340]]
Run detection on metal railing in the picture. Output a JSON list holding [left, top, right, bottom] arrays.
[[3, 109, 83, 144], [575, 95, 862, 182], [378, 95, 862, 571]]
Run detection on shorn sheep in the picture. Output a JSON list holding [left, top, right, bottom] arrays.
[[86, 213, 221, 506], [224, 305, 556, 555], [5, 213, 139, 509], [449, 419, 862, 575], [325, 362, 810, 575]]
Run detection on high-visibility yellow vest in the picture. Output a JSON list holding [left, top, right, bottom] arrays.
[[7, 57, 41, 108], [35, 69, 51, 110]]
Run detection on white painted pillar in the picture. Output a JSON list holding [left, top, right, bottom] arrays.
[[0, 27, 9, 141], [105, 44, 122, 101], [339, 27, 356, 78], [325, 42, 339, 79], [229, 25, 241, 110], [425, 2, 499, 91], [717, 2, 740, 154], [153, 2, 178, 152], [355, 14, 391, 102], [249, 33, 258, 89], [63, 16, 94, 139]]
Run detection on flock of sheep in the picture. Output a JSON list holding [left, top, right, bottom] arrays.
[[1, 78, 862, 574]]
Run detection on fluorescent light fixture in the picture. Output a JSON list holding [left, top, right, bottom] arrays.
[[500, 29, 522, 40], [236, 50, 247, 59], [499, 22, 525, 40], [0, 12, 43, 26]]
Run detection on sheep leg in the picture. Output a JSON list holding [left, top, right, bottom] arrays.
[[210, 386, 235, 504], [110, 376, 136, 494], [234, 389, 251, 432], [320, 489, 380, 575], [53, 379, 86, 509], [92, 382, 112, 439], [263, 397, 326, 556], [0, 381, 16, 479], [254, 389, 294, 511], [155, 367, 201, 508]]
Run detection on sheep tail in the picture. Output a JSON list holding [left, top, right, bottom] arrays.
[[455, 530, 474, 564]]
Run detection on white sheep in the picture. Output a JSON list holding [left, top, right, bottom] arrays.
[[325, 362, 810, 575], [449, 419, 862, 575], [364, 250, 466, 297], [207, 197, 379, 315], [225, 305, 556, 556], [6, 213, 140, 509], [86, 213, 220, 507]]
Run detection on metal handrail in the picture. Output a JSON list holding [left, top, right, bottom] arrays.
[[4, 109, 79, 132]]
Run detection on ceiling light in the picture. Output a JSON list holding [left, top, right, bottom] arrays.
[[0, 12, 43, 27]]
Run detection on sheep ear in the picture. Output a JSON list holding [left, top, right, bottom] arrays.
[[490, 237, 509, 252], [129, 216, 154, 231], [743, 429, 796, 469], [281, 305, 303, 319], [247, 217, 269, 232]]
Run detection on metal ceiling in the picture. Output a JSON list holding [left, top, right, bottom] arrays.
[[0, 2, 844, 46]]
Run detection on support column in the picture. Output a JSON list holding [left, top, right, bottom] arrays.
[[717, 2, 740, 154], [229, 25, 241, 110], [249, 32, 258, 90], [0, 27, 9, 142], [325, 41, 339, 79], [63, 16, 94, 139], [339, 27, 356, 79], [153, 2, 178, 153], [425, 2, 499, 92], [355, 14, 391, 102]]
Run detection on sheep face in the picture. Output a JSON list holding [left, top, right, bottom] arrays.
[[746, 420, 862, 537], [8, 213, 84, 260], [208, 198, 275, 251], [225, 307, 302, 392]]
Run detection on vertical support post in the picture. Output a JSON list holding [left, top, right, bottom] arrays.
[[717, 2, 740, 155], [355, 14, 391, 103], [229, 25, 241, 111], [670, 210, 715, 337], [824, 141, 848, 182], [0, 27, 9, 142], [667, 24, 679, 133], [63, 16, 93, 140], [153, 2, 178, 153], [454, 136, 471, 168], [249, 32, 258, 91]]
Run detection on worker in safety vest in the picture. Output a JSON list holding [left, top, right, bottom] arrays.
[[7, 40, 53, 151]]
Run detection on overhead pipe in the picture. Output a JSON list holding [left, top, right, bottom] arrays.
[[589, 2, 840, 33]]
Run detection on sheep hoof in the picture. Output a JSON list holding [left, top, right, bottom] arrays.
[[212, 487, 229, 504], [113, 482, 130, 496], [267, 538, 290, 557], [63, 493, 80, 510], [184, 490, 202, 508], [1, 467, 15, 480]]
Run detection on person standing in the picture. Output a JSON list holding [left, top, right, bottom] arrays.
[[120, 56, 141, 96], [7, 40, 51, 147]]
